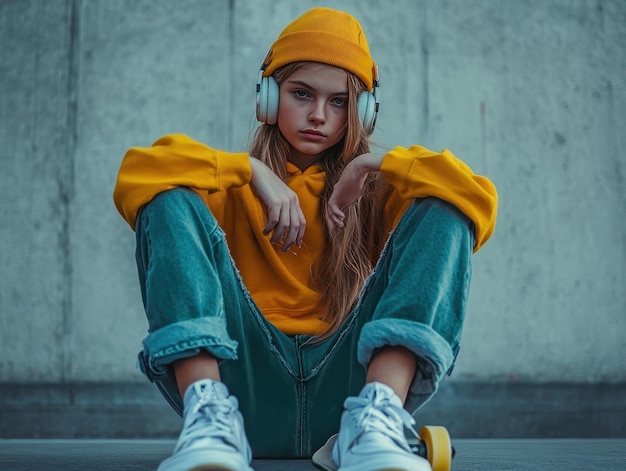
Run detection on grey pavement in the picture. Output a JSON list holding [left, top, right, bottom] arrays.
[[0, 439, 625, 471]]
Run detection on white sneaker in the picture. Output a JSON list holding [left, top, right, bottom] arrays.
[[158, 379, 253, 471], [332, 382, 431, 471]]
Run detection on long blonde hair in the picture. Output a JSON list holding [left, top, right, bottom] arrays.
[[249, 62, 391, 339]]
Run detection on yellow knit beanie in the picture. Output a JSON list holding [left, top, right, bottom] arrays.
[[263, 7, 376, 90]]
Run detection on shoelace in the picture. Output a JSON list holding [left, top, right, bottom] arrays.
[[175, 393, 239, 452], [344, 392, 418, 452]]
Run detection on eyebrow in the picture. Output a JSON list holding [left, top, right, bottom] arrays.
[[287, 80, 348, 96]]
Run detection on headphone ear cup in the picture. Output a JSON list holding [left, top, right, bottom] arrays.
[[357, 91, 377, 135], [256, 75, 279, 125], [265, 76, 279, 125]]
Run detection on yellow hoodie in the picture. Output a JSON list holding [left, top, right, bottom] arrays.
[[113, 134, 497, 335]]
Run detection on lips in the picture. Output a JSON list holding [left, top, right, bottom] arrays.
[[300, 129, 326, 140]]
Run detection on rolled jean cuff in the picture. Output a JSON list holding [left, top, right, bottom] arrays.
[[357, 319, 454, 413], [139, 318, 238, 381]]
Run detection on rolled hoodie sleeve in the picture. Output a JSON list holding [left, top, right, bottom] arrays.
[[380, 145, 498, 251], [113, 134, 251, 230]]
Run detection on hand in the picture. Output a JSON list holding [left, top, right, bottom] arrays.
[[326, 153, 384, 232], [249, 157, 306, 252]]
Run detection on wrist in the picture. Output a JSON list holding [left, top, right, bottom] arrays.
[[354, 152, 384, 174]]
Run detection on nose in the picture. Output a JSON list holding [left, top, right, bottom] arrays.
[[308, 100, 326, 124]]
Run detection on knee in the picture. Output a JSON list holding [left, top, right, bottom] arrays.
[[137, 187, 218, 234], [417, 197, 469, 224], [148, 187, 201, 213], [403, 197, 475, 248]]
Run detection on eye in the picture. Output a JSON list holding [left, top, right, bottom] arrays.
[[294, 89, 310, 98], [332, 97, 348, 106]]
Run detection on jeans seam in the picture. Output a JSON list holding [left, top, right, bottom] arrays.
[[298, 225, 399, 381], [223, 235, 299, 380]]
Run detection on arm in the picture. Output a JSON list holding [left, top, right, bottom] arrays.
[[326, 152, 384, 231], [112, 134, 251, 229], [248, 157, 306, 252], [327, 146, 498, 251]]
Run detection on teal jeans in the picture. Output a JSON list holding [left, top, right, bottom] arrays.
[[134, 188, 474, 458]]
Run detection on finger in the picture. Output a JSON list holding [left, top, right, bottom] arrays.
[[263, 205, 281, 235], [282, 204, 306, 251], [325, 205, 344, 233], [270, 204, 291, 244], [332, 206, 345, 227], [281, 225, 298, 252], [327, 200, 345, 220]]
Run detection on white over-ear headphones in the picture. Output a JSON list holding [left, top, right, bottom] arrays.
[[256, 52, 380, 135]]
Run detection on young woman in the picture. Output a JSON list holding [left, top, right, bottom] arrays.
[[113, 7, 497, 471]]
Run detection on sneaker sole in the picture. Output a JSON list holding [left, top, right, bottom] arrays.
[[313, 434, 429, 471], [158, 450, 253, 471]]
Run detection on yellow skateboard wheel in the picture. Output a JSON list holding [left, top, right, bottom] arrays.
[[419, 425, 452, 471]]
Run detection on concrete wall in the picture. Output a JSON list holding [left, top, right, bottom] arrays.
[[1, 0, 624, 386]]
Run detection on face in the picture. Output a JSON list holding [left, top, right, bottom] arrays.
[[277, 63, 349, 169]]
